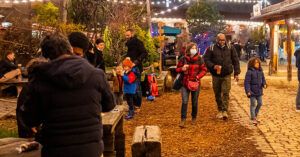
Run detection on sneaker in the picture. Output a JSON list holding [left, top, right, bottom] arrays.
[[251, 119, 257, 126], [125, 115, 134, 120], [222, 111, 228, 120], [216, 111, 223, 119], [180, 119, 186, 128]]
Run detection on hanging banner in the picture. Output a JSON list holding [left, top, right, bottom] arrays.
[[253, 3, 261, 17]]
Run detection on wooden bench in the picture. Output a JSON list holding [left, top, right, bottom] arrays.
[[132, 126, 162, 157], [102, 105, 126, 157], [0, 138, 41, 157]]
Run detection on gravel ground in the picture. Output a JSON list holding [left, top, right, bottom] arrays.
[[124, 79, 265, 157]]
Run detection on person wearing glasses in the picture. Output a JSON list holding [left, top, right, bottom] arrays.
[[203, 33, 241, 120]]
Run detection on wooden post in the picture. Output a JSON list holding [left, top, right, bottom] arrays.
[[158, 22, 164, 73], [59, 0, 67, 24], [146, 0, 152, 34], [268, 22, 275, 75], [286, 18, 294, 81]]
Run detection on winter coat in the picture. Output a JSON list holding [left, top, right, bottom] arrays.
[[113, 75, 123, 93], [20, 56, 115, 157], [0, 58, 18, 78], [122, 70, 136, 94], [294, 48, 300, 82], [176, 53, 207, 87], [244, 67, 267, 97], [125, 36, 147, 73], [204, 44, 241, 77], [94, 47, 106, 72]]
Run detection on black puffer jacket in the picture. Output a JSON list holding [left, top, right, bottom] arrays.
[[20, 56, 115, 157], [126, 36, 147, 73], [0, 58, 17, 78], [204, 44, 241, 77]]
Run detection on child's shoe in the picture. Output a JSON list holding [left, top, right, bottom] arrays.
[[125, 110, 134, 120], [135, 106, 141, 113], [251, 119, 257, 126]]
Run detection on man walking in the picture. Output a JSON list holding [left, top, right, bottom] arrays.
[[294, 48, 300, 112], [20, 34, 115, 157], [125, 29, 147, 111], [204, 33, 241, 120]]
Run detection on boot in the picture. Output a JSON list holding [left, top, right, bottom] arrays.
[[179, 119, 186, 128], [222, 111, 228, 120], [125, 109, 134, 120]]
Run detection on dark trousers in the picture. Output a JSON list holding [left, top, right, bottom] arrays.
[[134, 77, 142, 108], [125, 94, 135, 111], [180, 86, 201, 119], [212, 75, 231, 112], [114, 92, 123, 105]]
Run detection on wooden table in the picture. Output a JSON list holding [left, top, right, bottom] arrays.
[[0, 138, 41, 157]]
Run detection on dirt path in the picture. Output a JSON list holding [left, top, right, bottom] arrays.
[[124, 79, 265, 157]]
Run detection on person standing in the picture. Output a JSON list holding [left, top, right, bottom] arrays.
[[94, 39, 106, 72], [259, 42, 266, 62], [125, 29, 147, 111], [20, 34, 115, 157], [121, 58, 137, 119], [204, 33, 241, 120], [68, 32, 90, 57], [233, 40, 242, 60], [294, 48, 300, 112], [244, 58, 267, 125], [176, 43, 207, 128]]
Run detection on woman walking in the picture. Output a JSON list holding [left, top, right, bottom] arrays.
[[176, 43, 207, 128]]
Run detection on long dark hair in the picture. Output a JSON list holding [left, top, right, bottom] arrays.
[[185, 43, 197, 56], [248, 57, 261, 69]]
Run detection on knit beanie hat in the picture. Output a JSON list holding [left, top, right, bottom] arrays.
[[123, 57, 133, 68]]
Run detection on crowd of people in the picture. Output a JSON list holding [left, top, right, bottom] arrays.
[[0, 30, 299, 156], [0, 29, 147, 156]]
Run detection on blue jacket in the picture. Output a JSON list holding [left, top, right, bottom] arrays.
[[294, 48, 300, 82], [244, 67, 266, 97], [122, 70, 136, 94]]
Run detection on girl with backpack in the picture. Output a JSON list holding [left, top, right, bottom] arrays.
[[176, 43, 207, 128]]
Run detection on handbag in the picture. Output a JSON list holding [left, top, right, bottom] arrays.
[[173, 72, 184, 90], [186, 79, 199, 91]]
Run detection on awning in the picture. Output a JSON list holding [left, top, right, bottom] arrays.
[[251, 1, 300, 21], [152, 23, 181, 36]]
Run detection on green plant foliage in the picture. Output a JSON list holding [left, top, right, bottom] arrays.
[[103, 25, 158, 68], [250, 25, 267, 44], [33, 2, 59, 26], [186, 1, 224, 36], [0, 127, 18, 138]]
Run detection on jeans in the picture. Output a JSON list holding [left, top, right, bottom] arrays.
[[212, 75, 231, 112], [250, 96, 263, 120], [296, 84, 300, 110], [181, 86, 200, 119], [134, 77, 142, 108]]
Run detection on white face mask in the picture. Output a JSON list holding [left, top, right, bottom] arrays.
[[190, 49, 197, 56]]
